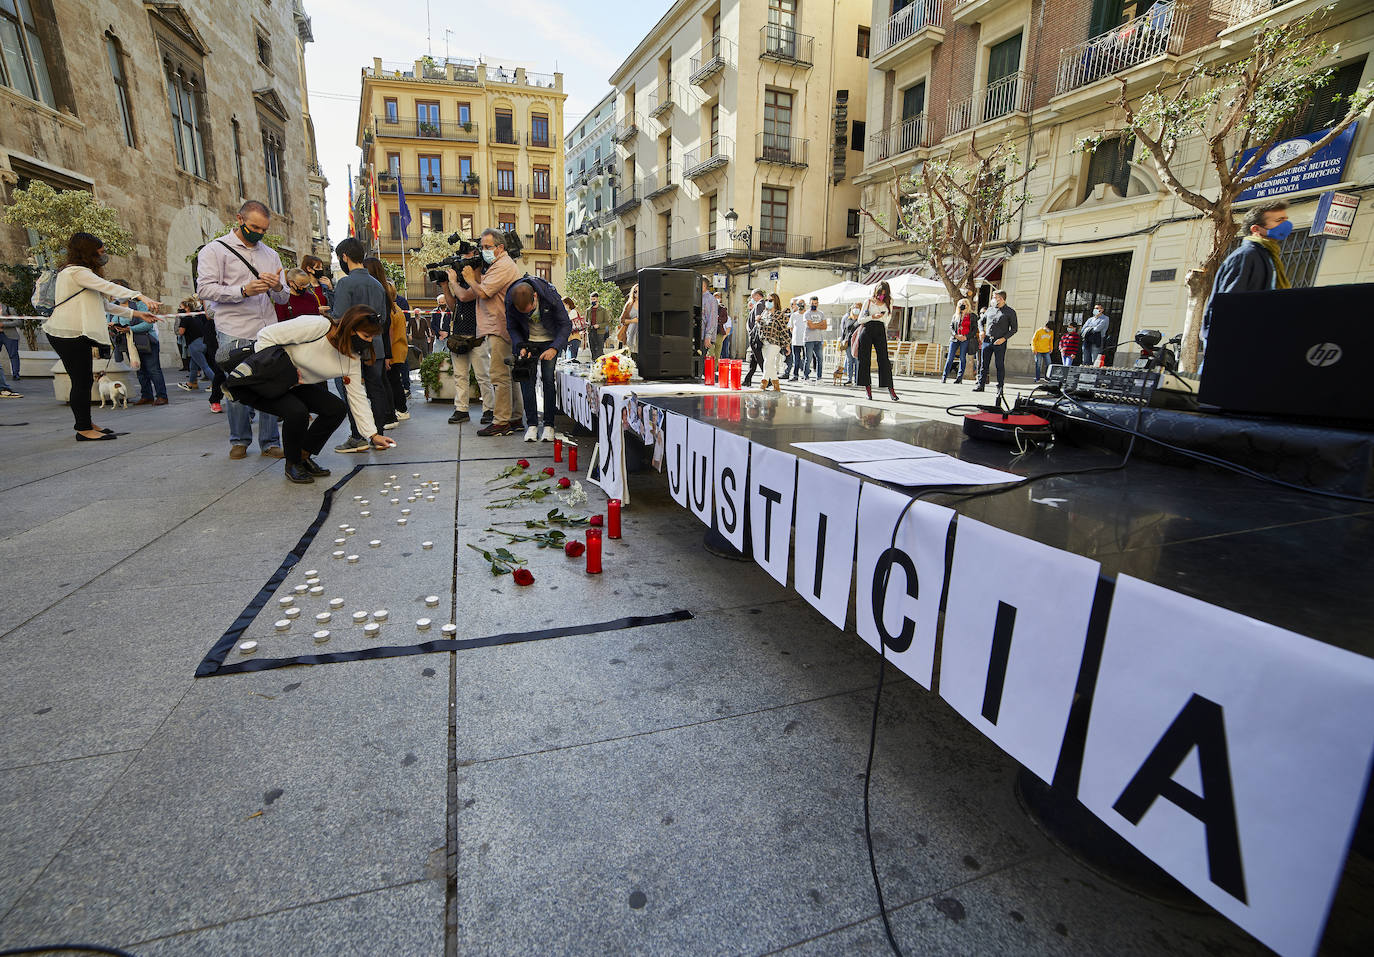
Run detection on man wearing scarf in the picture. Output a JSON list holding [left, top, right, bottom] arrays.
[[1202, 200, 1291, 354]]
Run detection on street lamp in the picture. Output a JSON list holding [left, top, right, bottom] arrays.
[[724, 205, 753, 291]]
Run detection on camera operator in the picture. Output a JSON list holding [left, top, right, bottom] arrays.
[[451, 228, 520, 436], [432, 269, 484, 424], [506, 274, 572, 442]]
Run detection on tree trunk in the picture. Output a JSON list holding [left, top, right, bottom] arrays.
[[1180, 218, 1235, 372]]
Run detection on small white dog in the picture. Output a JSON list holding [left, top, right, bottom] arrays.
[[95, 372, 128, 409]]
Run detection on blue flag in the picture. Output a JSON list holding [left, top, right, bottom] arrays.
[[397, 177, 412, 239]]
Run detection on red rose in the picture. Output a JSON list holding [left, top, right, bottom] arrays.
[[517, 459, 530, 468], [512, 568, 535, 586], [557, 477, 571, 488], [590, 514, 603, 527], [543, 467, 556, 476], [564, 541, 585, 558]]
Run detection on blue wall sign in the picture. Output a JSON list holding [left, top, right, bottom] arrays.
[[1235, 123, 1357, 202]]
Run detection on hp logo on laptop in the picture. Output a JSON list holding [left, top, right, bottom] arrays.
[[1306, 343, 1343, 367]]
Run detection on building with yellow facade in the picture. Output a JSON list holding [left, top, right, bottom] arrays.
[[356, 57, 567, 303]]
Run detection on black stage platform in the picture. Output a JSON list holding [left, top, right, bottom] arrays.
[[647, 390, 1374, 656]]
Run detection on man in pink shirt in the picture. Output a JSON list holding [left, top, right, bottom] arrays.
[[196, 201, 290, 459], [453, 228, 520, 436]]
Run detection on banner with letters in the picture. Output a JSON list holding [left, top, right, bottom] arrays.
[[619, 405, 1374, 957]]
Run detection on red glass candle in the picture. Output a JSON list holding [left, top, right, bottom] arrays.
[[568, 444, 578, 472], [731, 359, 742, 391], [586, 529, 603, 574], [554, 438, 563, 462], [704, 355, 715, 386], [717, 357, 728, 388], [608, 499, 622, 539]]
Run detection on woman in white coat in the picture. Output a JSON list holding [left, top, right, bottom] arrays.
[[44, 232, 162, 441], [250, 306, 397, 483]]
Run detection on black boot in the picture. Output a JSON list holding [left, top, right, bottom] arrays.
[[301, 456, 330, 477], [448, 410, 470, 424], [285, 462, 315, 484]]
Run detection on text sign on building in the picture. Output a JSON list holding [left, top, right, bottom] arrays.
[[1235, 124, 1357, 203], [1310, 190, 1360, 239]]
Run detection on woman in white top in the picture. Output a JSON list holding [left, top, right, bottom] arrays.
[[250, 306, 397, 483], [618, 284, 639, 354], [44, 232, 162, 441], [857, 280, 899, 402]]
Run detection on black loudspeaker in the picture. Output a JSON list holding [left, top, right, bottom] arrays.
[[636, 267, 701, 380]]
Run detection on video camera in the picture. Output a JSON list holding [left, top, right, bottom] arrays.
[[426, 229, 524, 286]]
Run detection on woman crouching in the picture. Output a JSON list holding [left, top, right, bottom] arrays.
[[253, 306, 397, 483]]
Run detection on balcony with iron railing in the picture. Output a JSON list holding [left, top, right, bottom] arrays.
[[489, 127, 520, 147], [683, 136, 733, 179], [613, 113, 641, 143], [371, 58, 481, 85], [526, 184, 560, 201], [492, 180, 522, 199], [374, 115, 480, 143], [1055, 2, 1189, 98], [377, 174, 480, 198], [946, 70, 1031, 135], [648, 84, 677, 120], [759, 24, 813, 67], [865, 114, 929, 167], [756, 231, 813, 256], [527, 130, 558, 150], [1226, 0, 1293, 26], [612, 185, 642, 216], [756, 132, 809, 168], [644, 164, 680, 200], [690, 36, 733, 86], [872, 0, 945, 67]]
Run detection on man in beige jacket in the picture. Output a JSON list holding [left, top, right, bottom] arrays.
[[454, 228, 520, 436]]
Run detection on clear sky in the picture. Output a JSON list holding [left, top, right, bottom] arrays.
[[303, 0, 668, 249]]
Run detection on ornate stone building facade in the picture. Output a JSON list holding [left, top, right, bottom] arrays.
[[0, 0, 327, 298]]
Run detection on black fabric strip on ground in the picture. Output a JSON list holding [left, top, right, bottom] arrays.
[[202, 610, 695, 676]]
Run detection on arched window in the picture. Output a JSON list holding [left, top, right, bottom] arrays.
[[105, 33, 136, 147]]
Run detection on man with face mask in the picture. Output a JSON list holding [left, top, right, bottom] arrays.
[[1203, 199, 1291, 354], [454, 228, 521, 436], [1081, 304, 1111, 366], [506, 275, 572, 441], [197, 200, 289, 460]]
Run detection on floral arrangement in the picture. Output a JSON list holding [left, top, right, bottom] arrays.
[[590, 348, 637, 385]]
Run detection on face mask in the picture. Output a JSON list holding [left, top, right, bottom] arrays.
[[96, 253, 110, 267], [339, 262, 351, 275], [481, 248, 496, 265], [352, 335, 371, 353], [1093, 308, 1101, 315], [1265, 219, 1293, 241], [239, 224, 266, 245]]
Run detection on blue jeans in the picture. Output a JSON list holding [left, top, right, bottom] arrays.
[[1034, 352, 1050, 379], [135, 340, 168, 401], [218, 331, 281, 449], [0, 333, 17, 376], [789, 345, 804, 379], [187, 338, 215, 384], [803, 340, 823, 379], [943, 338, 967, 379], [845, 352, 858, 383], [518, 348, 558, 428], [1082, 336, 1101, 366], [978, 340, 1007, 390]]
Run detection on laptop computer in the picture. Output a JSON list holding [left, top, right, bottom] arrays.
[[1198, 283, 1374, 423]]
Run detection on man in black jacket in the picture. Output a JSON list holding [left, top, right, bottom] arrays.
[[329, 238, 394, 451], [506, 274, 572, 442], [973, 289, 1018, 394], [1202, 199, 1290, 356]]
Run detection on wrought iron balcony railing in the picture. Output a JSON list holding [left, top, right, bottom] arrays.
[[683, 136, 733, 179], [873, 0, 944, 57], [946, 70, 1030, 135], [377, 174, 480, 198], [756, 132, 809, 168], [644, 164, 680, 199], [1055, 2, 1188, 97], [690, 36, 732, 85], [374, 115, 480, 143], [613, 113, 641, 143], [759, 24, 813, 67], [864, 114, 929, 166]]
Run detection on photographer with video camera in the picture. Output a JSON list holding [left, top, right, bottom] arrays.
[[507, 273, 572, 442], [429, 242, 484, 425], [448, 228, 521, 436]]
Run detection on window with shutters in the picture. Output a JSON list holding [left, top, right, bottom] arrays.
[[1083, 134, 1135, 200], [532, 166, 550, 199], [857, 26, 869, 58], [496, 164, 515, 196], [1276, 57, 1367, 141]]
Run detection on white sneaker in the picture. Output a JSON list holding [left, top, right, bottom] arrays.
[[396, 411, 411, 421], [540, 427, 555, 442], [524, 426, 538, 442]]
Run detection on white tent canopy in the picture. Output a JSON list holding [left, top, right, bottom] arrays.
[[796, 279, 874, 307], [882, 273, 949, 308]]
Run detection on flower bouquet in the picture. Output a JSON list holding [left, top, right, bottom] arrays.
[[590, 348, 637, 385]]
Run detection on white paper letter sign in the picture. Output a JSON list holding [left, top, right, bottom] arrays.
[[746, 442, 796, 586], [854, 485, 954, 689], [940, 517, 1100, 783], [686, 418, 715, 527], [664, 412, 688, 507], [792, 459, 861, 629], [1078, 575, 1374, 957], [713, 429, 750, 550]]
